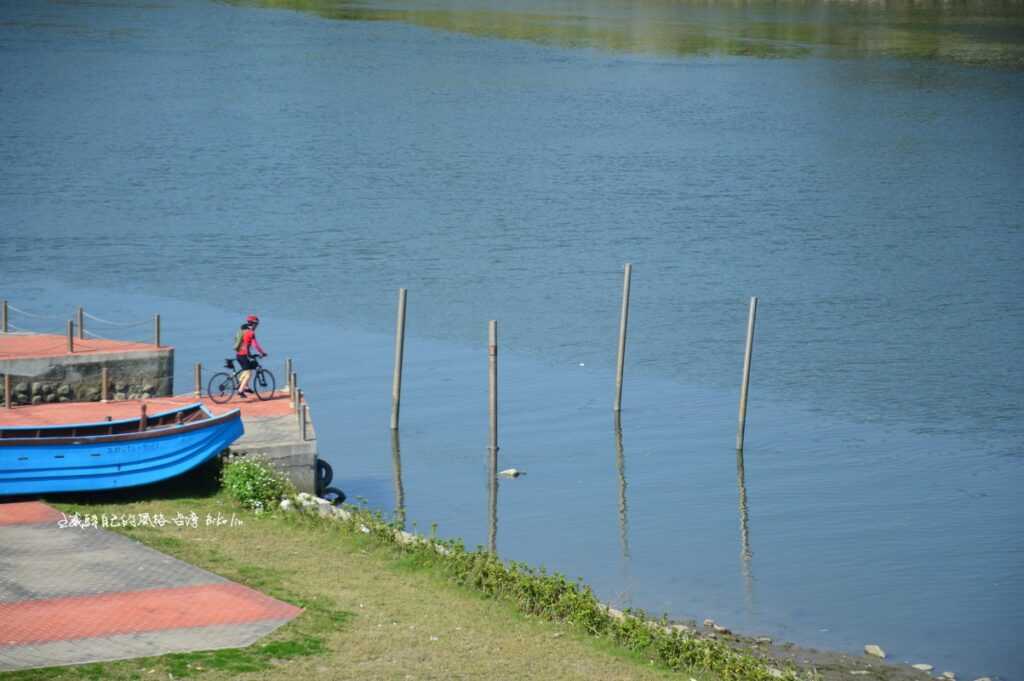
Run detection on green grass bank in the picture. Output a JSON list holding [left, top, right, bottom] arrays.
[[0, 460, 886, 681]]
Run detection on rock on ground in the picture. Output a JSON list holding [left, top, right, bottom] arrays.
[[864, 644, 886, 659]]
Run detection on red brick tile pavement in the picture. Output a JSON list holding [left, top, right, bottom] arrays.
[[0, 392, 295, 427], [0, 502, 64, 526], [0, 334, 168, 360], [0, 583, 301, 646]]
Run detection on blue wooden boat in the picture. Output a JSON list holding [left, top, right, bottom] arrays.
[[0, 403, 243, 496]]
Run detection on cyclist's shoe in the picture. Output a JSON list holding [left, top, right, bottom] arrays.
[[238, 390, 252, 398]]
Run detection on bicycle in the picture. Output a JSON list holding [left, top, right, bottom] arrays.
[[207, 355, 276, 404]]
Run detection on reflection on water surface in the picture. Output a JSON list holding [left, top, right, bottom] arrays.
[[239, 0, 1024, 66]]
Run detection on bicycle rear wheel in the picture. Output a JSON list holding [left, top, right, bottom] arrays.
[[253, 368, 276, 401], [207, 372, 236, 404]]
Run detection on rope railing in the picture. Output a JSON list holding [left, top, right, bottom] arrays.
[[6, 304, 66, 320], [2, 300, 161, 347], [83, 311, 151, 328], [7, 321, 66, 335], [82, 329, 115, 341]]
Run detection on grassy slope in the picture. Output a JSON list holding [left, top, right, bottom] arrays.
[[0, 464, 711, 681]]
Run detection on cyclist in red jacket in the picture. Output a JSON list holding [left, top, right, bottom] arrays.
[[235, 314, 266, 397]]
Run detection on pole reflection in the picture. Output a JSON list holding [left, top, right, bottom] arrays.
[[614, 412, 630, 560], [736, 448, 754, 610], [614, 412, 632, 609], [391, 429, 405, 529]]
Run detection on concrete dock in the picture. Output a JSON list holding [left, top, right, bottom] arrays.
[[0, 333, 173, 404], [0, 330, 319, 672], [2, 332, 320, 494], [0, 333, 162, 359], [0, 392, 319, 494]]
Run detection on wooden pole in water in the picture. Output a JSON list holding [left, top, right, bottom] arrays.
[[67, 320, 74, 353], [153, 314, 161, 347], [1, 300, 7, 333], [736, 296, 758, 451], [284, 358, 293, 397], [101, 367, 109, 403], [77, 307, 84, 340], [4, 374, 11, 409], [139, 403, 148, 431], [488, 320, 498, 457], [291, 373, 298, 410], [390, 288, 408, 430], [194, 363, 202, 398], [614, 263, 632, 412], [300, 402, 308, 441]]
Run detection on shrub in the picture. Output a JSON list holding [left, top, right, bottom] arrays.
[[221, 457, 294, 511]]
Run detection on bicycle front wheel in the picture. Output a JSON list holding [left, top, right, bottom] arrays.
[[207, 372, 236, 404], [253, 368, 276, 401]]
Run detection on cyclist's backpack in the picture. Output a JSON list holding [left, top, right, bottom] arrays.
[[233, 325, 247, 353]]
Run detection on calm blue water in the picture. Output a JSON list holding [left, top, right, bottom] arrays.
[[1, 0, 1023, 677]]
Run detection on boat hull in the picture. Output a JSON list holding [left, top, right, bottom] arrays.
[[0, 409, 243, 496]]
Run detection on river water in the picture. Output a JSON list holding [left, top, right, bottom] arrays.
[[1, 0, 1023, 677]]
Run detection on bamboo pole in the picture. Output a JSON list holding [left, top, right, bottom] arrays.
[[488, 320, 498, 457], [390, 288, 408, 430], [4, 374, 11, 409], [284, 358, 293, 397], [736, 296, 758, 451], [614, 263, 632, 412], [291, 373, 298, 410], [67, 320, 74, 353], [77, 307, 84, 340], [101, 367, 109, 402], [153, 314, 161, 347], [194, 363, 202, 397], [1, 300, 7, 333]]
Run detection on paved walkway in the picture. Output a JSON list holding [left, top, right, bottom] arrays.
[[0, 501, 301, 672]]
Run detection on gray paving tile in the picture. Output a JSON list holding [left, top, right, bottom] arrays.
[[0, 619, 294, 671], [0, 525, 225, 602]]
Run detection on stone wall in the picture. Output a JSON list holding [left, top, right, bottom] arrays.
[[0, 349, 174, 405]]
